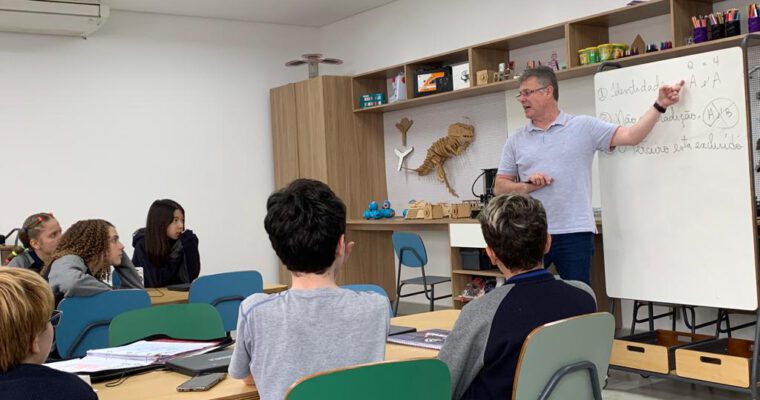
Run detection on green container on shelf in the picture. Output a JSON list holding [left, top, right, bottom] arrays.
[[588, 46, 600, 64], [578, 48, 591, 65]]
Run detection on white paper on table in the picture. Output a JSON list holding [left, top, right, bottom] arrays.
[[86, 340, 218, 362], [46, 356, 153, 373]]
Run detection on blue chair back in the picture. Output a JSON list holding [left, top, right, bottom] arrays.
[[342, 284, 394, 317], [188, 271, 263, 332], [56, 289, 151, 358], [392, 232, 427, 268], [111, 270, 122, 288]]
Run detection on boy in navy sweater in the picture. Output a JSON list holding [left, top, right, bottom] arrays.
[[438, 193, 597, 399]]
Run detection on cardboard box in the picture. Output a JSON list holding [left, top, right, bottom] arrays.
[[451, 62, 470, 90], [610, 330, 714, 374], [676, 338, 754, 387]]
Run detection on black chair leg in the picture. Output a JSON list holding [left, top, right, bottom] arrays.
[[630, 300, 640, 336], [430, 284, 435, 312], [648, 302, 655, 331], [725, 310, 733, 338], [394, 283, 403, 317]]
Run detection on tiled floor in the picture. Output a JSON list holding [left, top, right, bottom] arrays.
[[604, 370, 751, 399]]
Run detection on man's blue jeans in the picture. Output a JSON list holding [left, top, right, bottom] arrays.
[[543, 232, 594, 284]]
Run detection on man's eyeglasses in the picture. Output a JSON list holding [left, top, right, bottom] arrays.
[[515, 86, 549, 99], [50, 310, 63, 328]]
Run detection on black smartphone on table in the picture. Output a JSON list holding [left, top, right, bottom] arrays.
[[176, 372, 226, 392]]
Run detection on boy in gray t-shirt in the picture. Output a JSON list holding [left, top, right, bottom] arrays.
[[228, 179, 389, 400]]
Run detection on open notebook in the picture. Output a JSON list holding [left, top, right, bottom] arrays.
[[46, 339, 221, 374], [386, 329, 450, 350]]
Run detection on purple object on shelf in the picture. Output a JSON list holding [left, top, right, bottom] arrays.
[[693, 27, 708, 43], [750, 17, 760, 33]]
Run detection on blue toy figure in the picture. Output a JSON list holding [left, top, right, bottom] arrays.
[[363, 201, 380, 219], [381, 200, 396, 218], [363, 200, 395, 219]]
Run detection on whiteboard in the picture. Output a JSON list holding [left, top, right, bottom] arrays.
[[595, 47, 758, 310]]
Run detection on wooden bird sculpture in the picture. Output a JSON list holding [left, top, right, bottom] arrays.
[[395, 117, 413, 146], [410, 122, 475, 197]]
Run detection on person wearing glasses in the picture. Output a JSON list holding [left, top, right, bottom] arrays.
[[4, 213, 61, 273], [44, 220, 143, 305], [494, 66, 684, 284], [0, 268, 97, 399]]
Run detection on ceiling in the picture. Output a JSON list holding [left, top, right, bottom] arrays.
[[103, 0, 396, 27]]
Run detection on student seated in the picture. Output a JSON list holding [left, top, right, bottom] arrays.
[[45, 219, 143, 303], [438, 193, 597, 400], [0, 268, 97, 400], [229, 179, 389, 400], [4, 212, 61, 274], [131, 199, 200, 288]]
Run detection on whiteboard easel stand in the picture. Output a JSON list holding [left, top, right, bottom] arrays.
[[597, 37, 760, 397]]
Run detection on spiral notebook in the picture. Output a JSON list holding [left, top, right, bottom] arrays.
[[386, 329, 450, 350]]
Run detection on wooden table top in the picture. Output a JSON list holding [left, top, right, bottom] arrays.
[[94, 309, 461, 400], [148, 283, 289, 306]]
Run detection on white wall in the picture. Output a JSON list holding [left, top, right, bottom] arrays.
[[0, 11, 319, 282], [320, 0, 631, 76]]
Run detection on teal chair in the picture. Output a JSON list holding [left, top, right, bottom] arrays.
[[109, 303, 225, 346], [512, 312, 614, 400], [392, 232, 451, 315], [342, 284, 394, 317], [56, 289, 151, 358], [188, 271, 263, 332], [286, 358, 451, 400]]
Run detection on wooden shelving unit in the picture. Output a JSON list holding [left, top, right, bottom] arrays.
[[352, 0, 739, 113]]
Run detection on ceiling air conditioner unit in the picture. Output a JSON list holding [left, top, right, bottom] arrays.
[[0, 0, 109, 37]]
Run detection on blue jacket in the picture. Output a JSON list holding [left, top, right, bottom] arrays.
[[131, 228, 200, 288]]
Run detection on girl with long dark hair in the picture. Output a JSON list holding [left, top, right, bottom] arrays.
[[131, 199, 200, 288]]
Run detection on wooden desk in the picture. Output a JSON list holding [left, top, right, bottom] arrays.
[[94, 310, 458, 400], [148, 283, 289, 306], [93, 368, 259, 400]]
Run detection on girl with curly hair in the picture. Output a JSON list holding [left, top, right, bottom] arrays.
[[131, 199, 201, 288], [4, 213, 61, 273], [45, 220, 143, 303]]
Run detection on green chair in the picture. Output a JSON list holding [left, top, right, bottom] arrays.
[[512, 312, 614, 400], [285, 358, 451, 400], [108, 303, 225, 346]]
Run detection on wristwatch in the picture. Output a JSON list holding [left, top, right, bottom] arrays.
[[653, 102, 667, 113]]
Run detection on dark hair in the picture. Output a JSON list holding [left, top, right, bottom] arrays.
[[478, 193, 548, 272], [45, 219, 114, 279], [145, 199, 185, 267], [520, 66, 559, 100], [264, 179, 346, 274]]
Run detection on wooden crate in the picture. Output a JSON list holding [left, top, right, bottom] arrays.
[[610, 330, 714, 374], [675, 338, 754, 388]]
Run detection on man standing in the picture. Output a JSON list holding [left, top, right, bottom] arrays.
[[495, 66, 684, 284]]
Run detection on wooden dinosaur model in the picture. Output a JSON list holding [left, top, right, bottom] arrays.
[[410, 122, 474, 197]]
